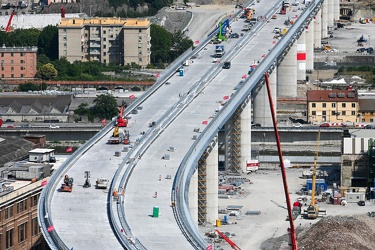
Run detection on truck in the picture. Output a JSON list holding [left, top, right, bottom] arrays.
[[108, 126, 128, 144], [215, 45, 225, 58], [246, 160, 259, 173]]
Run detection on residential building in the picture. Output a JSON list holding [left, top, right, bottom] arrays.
[[307, 90, 359, 124], [358, 96, 375, 123], [58, 17, 151, 67], [0, 45, 37, 79]]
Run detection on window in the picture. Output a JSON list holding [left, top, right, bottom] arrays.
[[312, 103, 316, 108], [139, 51, 142, 55], [352, 103, 356, 108], [32, 218, 40, 236], [103, 30, 106, 34], [331, 111, 335, 115], [1, 67, 4, 70], [342, 103, 346, 108], [11, 74, 14, 78], [322, 111, 326, 115], [332, 103, 336, 108], [6, 228, 13, 249], [104, 52, 106, 56], [138, 43, 142, 48], [104, 38, 106, 41], [21, 74, 24, 78], [342, 111, 346, 115], [20, 52, 24, 56], [17, 199, 27, 213], [352, 111, 356, 116], [371, 112, 374, 116], [20, 60, 25, 63], [1, 74, 4, 78], [103, 45, 106, 49], [139, 29, 142, 32], [11, 67, 14, 71], [371, 118, 374, 123], [21, 67, 25, 70], [10, 52, 13, 57], [11, 60, 13, 64], [1, 53, 3, 57], [18, 222, 27, 243], [343, 160, 351, 166], [312, 111, 316, 115], [5, 206, 13, 219], [322, 116, 326, 121], [31, 194, 38, 206], [322, 103, 326, 108]]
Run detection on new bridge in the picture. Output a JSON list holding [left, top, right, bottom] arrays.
[[38, 1, 339, 249]]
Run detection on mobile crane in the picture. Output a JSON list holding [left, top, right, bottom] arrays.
[[5, 10, 15, 33], [60, 175, 74, 192], [215, 229, 241, 250], [306, 129, 321, 219], [116, 103, 128, 127]]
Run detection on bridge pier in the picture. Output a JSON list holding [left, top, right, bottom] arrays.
[[314, 8, 322, 48], [189, 171, 198, 225], [277, 43, 297, 97], [306, 21, 315, 72], [297, 30, 307, 82], [334, 0, 340, 21], [321, 0, 328, 38]]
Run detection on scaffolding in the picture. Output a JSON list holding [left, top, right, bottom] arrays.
[[368, 139, 375, 188], [197, 139, 217, 225]]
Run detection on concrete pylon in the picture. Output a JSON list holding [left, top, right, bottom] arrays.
[[277, 43, 297, 97], [297, 30, 306, 82], [328, 0, 334, 27], [206, 142, 218, 224], [306, 21, 314, 72], [321, 0, 328, 38], [253, 72, 276, 128], [314, 9, 322, 48], [241, 98, 252, 172], [189, 170, 198, 225], [334, 0, 340, 22]]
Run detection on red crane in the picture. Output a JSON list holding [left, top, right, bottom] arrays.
[[61, 6, 65, 18], [5, 10, 15, 33], [215, 229, 241, 250], [116, 105, 128, 127], [264, 72, 297, 250]]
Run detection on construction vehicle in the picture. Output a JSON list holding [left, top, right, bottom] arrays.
[[116, 104, 128, 127], [280, 1, 287, 15], [245, 8, 254, 22], [60, 175, 74, 192], [95, 178, 109, 189], [215, 45, 225, 58], [5, 10, 15, 33], [215, 229, 241, 250], [216, 19, 230, 41], [306, 129, 321, 219], [108, 126, 127, 144], [123, 130, 130, 145]]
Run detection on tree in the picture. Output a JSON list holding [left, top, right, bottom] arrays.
[[36, 63, 58, 80], [150, 24, 173, 64], [38, 25, 58, 61], [92, 94, 118, 120]]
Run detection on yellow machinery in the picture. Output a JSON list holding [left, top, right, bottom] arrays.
[[113, 126, 119, 137], [246, 8, 254, 22], [307, 129, 321, 219]]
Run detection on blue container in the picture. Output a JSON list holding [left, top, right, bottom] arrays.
[[179, 69, 184, 76], [306, 179, 327, 192], [224, 215, 228, 224]]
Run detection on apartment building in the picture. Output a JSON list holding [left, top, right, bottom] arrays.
[[58, 17, 151, 67], [307, 90, 359, 124], [0, 46, 38, 79], [0, 180, 48, 250], [358, 96, 375, 123]]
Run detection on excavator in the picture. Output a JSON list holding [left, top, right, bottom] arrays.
[[215, 229, 241, 250], [60, 175, 74, 192], [306, 129, 321, 219]]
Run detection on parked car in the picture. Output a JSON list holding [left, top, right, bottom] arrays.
[[7, 125, 15, 129], [230, 33, 239, 38], [320, 123, 330, 127], [293, 123, 302, 128], [49, 125, 60, 129], [251, 123, 261, 128], [356, 48, 366, 53], [223, 61, 231, 69]]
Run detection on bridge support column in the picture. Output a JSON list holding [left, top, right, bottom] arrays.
[[206, 141, 218, 224], [277, 43, 297, 97], [328, 0, 334, 27], [321, 0, 328, 38], [241, 97, 252, 172], [306, 21, 314, 72], [314, 9, 322, 48], [334, 0, 340, 21], [189, 170, 198, 225], [297, 30, 306, 82]]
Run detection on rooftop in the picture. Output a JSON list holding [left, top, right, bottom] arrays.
[[29, 148, 55, 154], [59, 17, 150, 28], [307, 90, 358, 102], [0, 45, 38, 53]]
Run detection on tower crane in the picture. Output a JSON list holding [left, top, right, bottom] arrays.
[[307, 129, 321, 219]]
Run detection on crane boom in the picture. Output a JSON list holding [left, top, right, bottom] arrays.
[[307, 129, 321, 219], [5, 10, 15, 33], [215, 229, 241, 250]]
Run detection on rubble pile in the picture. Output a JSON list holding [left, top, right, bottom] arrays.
[[298, 215, 375, 250]]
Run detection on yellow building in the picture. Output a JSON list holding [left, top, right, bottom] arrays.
[[58, 17, 151, 67], [358, 97, 375, 123], [307, 90, 359, 124]]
